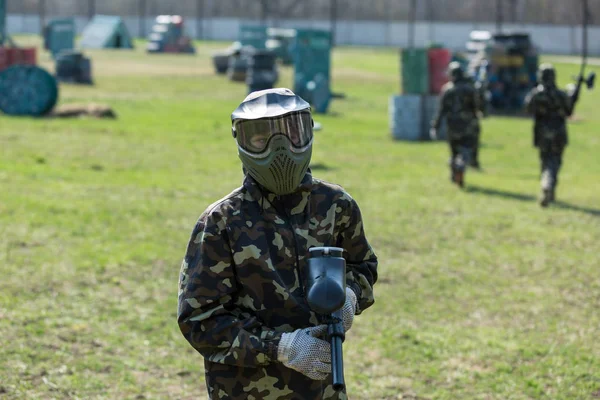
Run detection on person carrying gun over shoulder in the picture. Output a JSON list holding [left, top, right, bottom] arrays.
[[524, 64, 575, 207]]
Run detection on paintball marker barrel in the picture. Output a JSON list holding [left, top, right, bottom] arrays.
[[306, 246, 346, 391]]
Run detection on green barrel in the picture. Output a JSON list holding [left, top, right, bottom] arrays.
[[0, 65, 59, 116], [401, 48, 429, 95]]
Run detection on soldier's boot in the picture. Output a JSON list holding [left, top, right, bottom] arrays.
[[539, 189, 552, 208], [449, 159, 457, 184], [454, 153, 466, 188], [455, 170, 465, 188]]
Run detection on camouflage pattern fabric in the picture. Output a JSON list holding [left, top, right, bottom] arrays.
[[432, 79, 481, 141], [449, 135, 476, 174], [433, 79, 481, 177], [524, 84, 573, 150], [539, 149, 563, 191], [178, 170, 378, 400], [524, 84, 574, 191]]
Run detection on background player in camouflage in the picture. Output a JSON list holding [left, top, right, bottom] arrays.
[[431, 61, 482, 188], [524, 63, 574, 207], [178, 88, 378, 399]]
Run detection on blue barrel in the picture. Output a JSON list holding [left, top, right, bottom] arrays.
[[0, 65, 59, 116], [389, 95, 423, 141]]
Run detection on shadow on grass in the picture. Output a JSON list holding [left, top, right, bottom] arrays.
[[309, 163, 334, 171], [466, 185, 536, 202], [552, 201, 600, 216], [466, 185, 600, 217]]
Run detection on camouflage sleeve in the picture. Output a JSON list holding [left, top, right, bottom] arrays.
[[524, 89, 537, 114], [178, 212, 281, 367], [336, 194, 378, 314], [561, 90, 574, 117], [432, 89, 449, 130]]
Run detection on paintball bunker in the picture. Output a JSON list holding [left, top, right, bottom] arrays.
[[239, 25, 268, 49], [0, 0, 58, 116], [43, 18, 93, 84], [470, 32, 538, 113], [390, 46, 452, 141], [266, 28, 296, 65], [246, 48, 278, 93], [147, 15, 195, 54], [80, 16, 134, 49], [292, 28, 332, 114], [55, 50, 93, 85], [44, 18, 75, 58]]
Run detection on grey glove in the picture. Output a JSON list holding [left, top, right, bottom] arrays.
[[277, 325, 331, 380], [429, 128, 438, 140], [341, 287, 358, 332]]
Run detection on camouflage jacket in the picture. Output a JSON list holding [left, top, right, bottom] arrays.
[[178, 171, 378, 400], [524, 84, 573, 150], [432, 80, 481, 140]]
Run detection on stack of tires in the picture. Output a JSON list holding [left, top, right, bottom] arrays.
[[55, 50, 93, 85], [227, 47, 252, 82], [246, 49, 278, 94]]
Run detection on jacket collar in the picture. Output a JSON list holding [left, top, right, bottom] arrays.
[[243, 170, 313, 216]]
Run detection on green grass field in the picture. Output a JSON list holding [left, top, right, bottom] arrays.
[[1, 36, 599, 400]]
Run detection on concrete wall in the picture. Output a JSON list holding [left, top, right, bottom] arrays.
[[7, 14, 599, 56]]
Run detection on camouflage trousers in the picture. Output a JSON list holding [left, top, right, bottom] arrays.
[[205, 361, 349, 400], [539, 147, 564, 191], [448, 135, 476, 175]]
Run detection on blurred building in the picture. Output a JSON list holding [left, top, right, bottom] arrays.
[[6, 0, 600, 55]]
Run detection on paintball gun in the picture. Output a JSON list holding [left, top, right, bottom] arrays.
[[305, 246, 347, 391], [569, 70, 595, 113], [570, 0, 596, 114]]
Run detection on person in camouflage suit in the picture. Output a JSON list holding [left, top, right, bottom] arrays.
[[431, 61, 482, 188], [178, 88, 378, 399], [524, 63, 574, 207]]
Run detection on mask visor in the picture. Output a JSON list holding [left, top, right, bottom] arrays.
[[235, 111, 313, 154]]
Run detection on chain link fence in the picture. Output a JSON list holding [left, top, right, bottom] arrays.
[[7, 0, 598, 26]]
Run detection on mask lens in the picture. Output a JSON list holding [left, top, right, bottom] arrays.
[[235, 119, 273, 153], [235, 112, 313, 154]]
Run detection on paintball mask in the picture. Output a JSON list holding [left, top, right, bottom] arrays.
[[231, 88, 314, 195], [448, 61, 465, 82], [538, 63, 556, 86]]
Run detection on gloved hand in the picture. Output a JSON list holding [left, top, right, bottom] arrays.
[[277, 325, 331, 380], [429, 128, 438, 140], [341, 287, 358, 332]]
